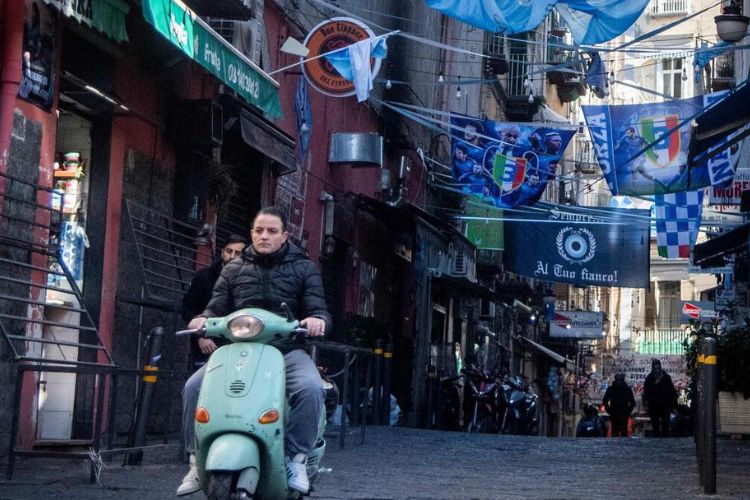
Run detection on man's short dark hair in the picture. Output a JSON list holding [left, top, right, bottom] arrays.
[[254, 206, 288, 232], [455, 144, 469, 154], [225, 233, 248, 246]]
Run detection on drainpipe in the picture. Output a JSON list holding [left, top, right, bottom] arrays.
[[387, 156, 410, 207], [0, 0, 24, 178]]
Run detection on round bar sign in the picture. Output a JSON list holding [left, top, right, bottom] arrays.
[[302, 17, 381, 97]]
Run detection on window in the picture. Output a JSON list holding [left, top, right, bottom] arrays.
[[662, 59, 683, 98]]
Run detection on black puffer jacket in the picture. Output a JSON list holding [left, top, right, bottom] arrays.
[[202, 242, 331, 352]]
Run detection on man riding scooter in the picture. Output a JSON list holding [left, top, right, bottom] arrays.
[[177, 206, 330, 496]]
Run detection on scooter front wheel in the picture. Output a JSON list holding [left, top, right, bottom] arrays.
[[207, 471, 251, 500]]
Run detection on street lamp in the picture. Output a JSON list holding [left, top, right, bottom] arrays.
[[715, 0, 749, 43]]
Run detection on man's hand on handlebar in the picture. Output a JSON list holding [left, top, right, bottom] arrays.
[[300, 317, 325, 337], [188, 316, 207, 331]]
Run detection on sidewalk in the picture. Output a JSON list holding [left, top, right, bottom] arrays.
[[1, 427, 749, 499]]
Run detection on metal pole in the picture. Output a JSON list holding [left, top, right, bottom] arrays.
[[381, 342, 393, 425], [352, 340, 362, 426], [90, 371, 106, 483], [339, 349, 351, 449], [6, 365, 24, 480], [700, 337, 717, 495], [372, 339, 383, 425], [125, 327, 164, 465]]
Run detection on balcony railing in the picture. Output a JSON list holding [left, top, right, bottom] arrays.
[[635, 328, 688, 355], [650, 0, 689, 16]]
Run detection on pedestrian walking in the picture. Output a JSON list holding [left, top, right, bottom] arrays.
[[643, 358, 678, 437], [181, 233, 248, 370], [603, 373, 636, 437]]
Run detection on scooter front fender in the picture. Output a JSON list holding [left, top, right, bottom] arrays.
[[205, 433, 260, 471]]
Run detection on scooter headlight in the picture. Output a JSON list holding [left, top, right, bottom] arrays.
[[228, 315, 264, 339]]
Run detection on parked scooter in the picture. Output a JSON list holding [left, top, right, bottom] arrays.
[[177, 305, 327, 500]]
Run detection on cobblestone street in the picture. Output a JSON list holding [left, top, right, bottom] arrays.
[[2, 426, 749, 499]]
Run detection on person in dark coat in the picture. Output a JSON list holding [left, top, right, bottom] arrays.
[[643, 358, 678, 437], [178, 207, 330, 496], [181, 233, 247, 369], [603, 373, 636, 437]]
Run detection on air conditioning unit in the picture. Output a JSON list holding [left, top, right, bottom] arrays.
[[452, 250, 468, 276], [171, 99, 223, 147]]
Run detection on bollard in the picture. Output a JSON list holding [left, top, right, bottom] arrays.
[[381, 342, 393, 425], [372, 339, 383, 425], [352, 339, 363, 426], [699, 337, 717, 495], [125, 327, 164, 465]]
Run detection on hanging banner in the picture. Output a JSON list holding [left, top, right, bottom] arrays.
[[302, 17, 383, 98], [18, 0, 58, 111], [583, 92, 738, 196], [450, 115, 574, 208], [503, 203, 651, 288], [464, 202, 503, 250]]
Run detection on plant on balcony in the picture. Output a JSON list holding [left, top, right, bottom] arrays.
[[683, 321, 750, 399]]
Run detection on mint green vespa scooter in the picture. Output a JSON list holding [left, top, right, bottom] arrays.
[[177, 305, 327, 499]]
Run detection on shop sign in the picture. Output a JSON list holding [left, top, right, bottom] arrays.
[[18, 0, 58, 110], [680, 300, 718, 323], [549, 311, 603, 339], [302, 17, 381, 97], [142, 0, 281, 118], [709, 169, 750, 206]]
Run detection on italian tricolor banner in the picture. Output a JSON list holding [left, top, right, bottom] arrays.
[[493, 154, 527, 195]]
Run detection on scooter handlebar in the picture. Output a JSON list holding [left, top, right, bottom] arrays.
[[175, 327, 206, 336]]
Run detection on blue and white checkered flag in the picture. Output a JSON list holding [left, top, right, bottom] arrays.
[[655, 190, 704, 259]]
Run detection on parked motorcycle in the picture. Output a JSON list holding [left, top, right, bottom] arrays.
[[500, 374, 539, 435], [177, 305, 327, 500], [462, 367, 502, 434]]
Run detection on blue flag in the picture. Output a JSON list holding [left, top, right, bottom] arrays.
[[583, 92, 739, 196], [295, 77, 312, 166], [425, 0, 649, 44]]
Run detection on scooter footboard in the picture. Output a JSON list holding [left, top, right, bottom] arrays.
[[205, 433, 260, 471]]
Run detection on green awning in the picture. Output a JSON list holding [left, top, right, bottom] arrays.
[[43, 0, 129, 43], [142, 0, 282, 119]]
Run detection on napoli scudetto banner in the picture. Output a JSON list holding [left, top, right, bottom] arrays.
[[503, 203, 651, 288], [450, 116, 574, 208], [583, 92, 737, 196]]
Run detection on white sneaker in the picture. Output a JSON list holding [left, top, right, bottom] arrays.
[[176, 455, 201, 496], [285, 453, 310, 494]]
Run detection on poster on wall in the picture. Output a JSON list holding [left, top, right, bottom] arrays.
[[18, 0, 57, 111], [450, 115, 574, 208]]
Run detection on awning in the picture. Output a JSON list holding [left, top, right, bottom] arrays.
[[519, 336, 576, 371], [693, 222, 750, 268], [240, 108, 296, 175], [688, 79, 750, 165], [43, 0, 129, 43], [142, 0, 282, 118]]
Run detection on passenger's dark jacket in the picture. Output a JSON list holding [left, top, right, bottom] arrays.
[[643, 371, 678, 416], [603, 380, 636, 418], [181, 259, 229, 364], [202, 242, 331, 353]]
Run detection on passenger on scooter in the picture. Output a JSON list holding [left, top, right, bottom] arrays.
[[177, 207, 331, 496]]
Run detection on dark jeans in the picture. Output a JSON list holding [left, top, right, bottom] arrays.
[[650, 412, 670, 437], [610, 414, 629, 437]]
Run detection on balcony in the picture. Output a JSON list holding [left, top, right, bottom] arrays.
[[650, 0, 690, 16]]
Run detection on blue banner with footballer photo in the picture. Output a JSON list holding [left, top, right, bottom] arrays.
[[583, 92, 738, 196], [503, 203, 651, 288], [450, 115, 574, 208]]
